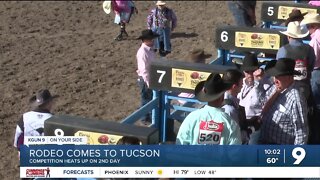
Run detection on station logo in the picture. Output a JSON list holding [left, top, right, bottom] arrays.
[[26, 167, 50, 178]]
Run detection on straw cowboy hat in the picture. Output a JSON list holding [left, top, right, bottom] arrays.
[[102, 1, 112, 15], [186, 49, 212, 63], [266, 58, 301, 77], [137, 29, 159, 40], [285, 9, 308, 26], [301, 13, 320, 25], [194, 73, 233, 102], [29, 89, 59, 108], [240, 53, 260, 72], [280, 21, 309, 39], [156, 1, 166, 6]]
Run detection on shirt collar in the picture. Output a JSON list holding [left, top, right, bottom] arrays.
[[142, 42, 153, 51], [289, 38, 303, 45], [32, 108, 52, 114]]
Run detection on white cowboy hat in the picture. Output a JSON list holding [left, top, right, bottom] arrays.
[[280, 21, 309, 39], [102, 1, 112, 15], [301, 13, 320, 25], [156, 1, 166, 6]]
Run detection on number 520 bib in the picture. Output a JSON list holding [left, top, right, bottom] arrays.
[[198, 120, 224, 145]]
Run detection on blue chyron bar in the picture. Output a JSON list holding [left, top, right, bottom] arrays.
[[20, 145, 320, 167]]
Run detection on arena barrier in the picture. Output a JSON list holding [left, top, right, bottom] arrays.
[[44, 114, 159, 144]]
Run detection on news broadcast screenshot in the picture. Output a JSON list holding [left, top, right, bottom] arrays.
[[4, 0, 320, 179]]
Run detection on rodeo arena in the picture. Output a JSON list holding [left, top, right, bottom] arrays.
[[3, 0, 320, 179]]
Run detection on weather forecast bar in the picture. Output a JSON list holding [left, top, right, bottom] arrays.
[[20, 167, 320, 178]]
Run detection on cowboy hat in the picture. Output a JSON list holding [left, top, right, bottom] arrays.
[[240, 53, 260, 72], [137, 29, 159, 40], [280, 21, 309, 39], [195, 73, 233, 102], [186, 49, 212, 63], [102, 1, 112, 15], [156, 1, 166, 6], [264, 59, 277, 71], [266, 58, 302, 77], [285, 9, 308, 26], [29, 89, 59, 108], [300, 13, 320, 25]]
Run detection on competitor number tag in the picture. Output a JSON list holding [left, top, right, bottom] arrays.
[[198, 120, 224, 145]]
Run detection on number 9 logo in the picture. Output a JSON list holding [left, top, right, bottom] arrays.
[[292, 147, 306, 165]]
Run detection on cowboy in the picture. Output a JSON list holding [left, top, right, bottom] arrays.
[[112, 0, 138, 41], [147, 1, 177, 57], [176, 73, 242, 145], [136, 29, 159, 123], [277, 21, 315, 99], [259, 58, 309, 145], [284, 9, 307, 26], [301, 13, 320, 143], [221, 69, 249, 144], [14, 89, 58, 153], [237, 53, 269, 144]]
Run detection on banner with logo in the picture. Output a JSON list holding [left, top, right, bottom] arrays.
[[20, 144, 320, 178]]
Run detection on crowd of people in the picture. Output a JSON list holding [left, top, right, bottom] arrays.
[[13, 1, 320, 179]]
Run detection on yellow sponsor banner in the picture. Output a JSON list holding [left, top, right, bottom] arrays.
[[75, 130, 123, 145], [171, 68, 211, 90], [278, 6, 317, 20], [235, 32, 280, 50]]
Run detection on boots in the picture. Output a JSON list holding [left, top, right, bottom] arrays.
[[114, 23, 128, 41]]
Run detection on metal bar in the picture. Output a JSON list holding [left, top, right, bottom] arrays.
[[121, 98, 158, 124]]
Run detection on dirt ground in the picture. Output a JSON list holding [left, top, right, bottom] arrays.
[[0, 1, 262, 179]]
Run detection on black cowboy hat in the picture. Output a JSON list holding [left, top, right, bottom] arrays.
[[186, 49, 212, 63], [29, 89, 59, 108], [266, 58, 302, 77], [264, 59, 277, 71], [195, 73, 233, 102], [240, 53, 260, 72], [137, 29, 159, 40], [285, 9, 308, 26]]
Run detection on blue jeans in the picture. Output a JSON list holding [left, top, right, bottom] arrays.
[[311, 70, 320, 110], [152, 27, 171, 52], [227, 1, 254, 27], [137, 76, 152, 120]]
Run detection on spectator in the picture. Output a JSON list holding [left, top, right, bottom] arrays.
[[14, 89, 59, 155], [112, 0, 138, 41], [301, 13, 320, 143], [259, 58, 309, 145], [147, 1, 177, 57], [227, 1, 256, 27], [176, 73, 242, 145], [136, 29, 159, 123]]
